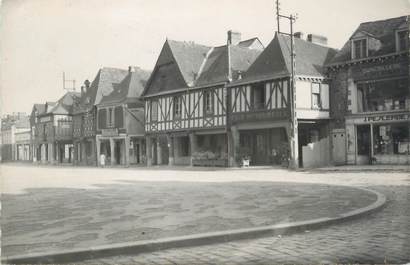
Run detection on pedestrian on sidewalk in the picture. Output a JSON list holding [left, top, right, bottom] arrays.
[[100, 153, 106, 167]]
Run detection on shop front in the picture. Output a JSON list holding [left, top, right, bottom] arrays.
[[96, 128, 129, 166], [346, 112, 410, 165]]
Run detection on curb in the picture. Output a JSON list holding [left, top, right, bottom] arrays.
[[2, 187, 386, 264]]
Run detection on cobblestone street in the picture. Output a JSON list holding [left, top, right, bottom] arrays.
[[1, 164, 409, 264], [81, 185, 409, 264]]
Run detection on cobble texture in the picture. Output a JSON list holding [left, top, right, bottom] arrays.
[[78, 185, 409, 265]]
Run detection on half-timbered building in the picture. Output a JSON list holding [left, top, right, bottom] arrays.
[[327, 16, 409, 166], [72, 67, 128, 166], [143, 31, 262, 166], [228, 32, 337, 168], [95, 66, 150, 167]]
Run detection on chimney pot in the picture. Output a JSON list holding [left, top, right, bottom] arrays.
[[227, 30, 241, 45], [307, 33, 328, 46], [84, 79, 90, 89]]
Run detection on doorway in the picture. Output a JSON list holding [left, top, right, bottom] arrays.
[[356, 125, 371, 165], [332, 129, 346, 165]]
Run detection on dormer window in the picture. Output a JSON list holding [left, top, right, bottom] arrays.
[[352, 38, 367, 59], [396, 30, 408, 52]]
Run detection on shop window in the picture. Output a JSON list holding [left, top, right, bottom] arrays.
[[396, 30, 409, 52], [252, 83, 266, 110], [203, 90, 213, 115], [151, 100, 158, 121], [173, 96, 182, 119], [352, 39, 367, 59], [373, 123, 409, 155], [357, 79, 408, 112]]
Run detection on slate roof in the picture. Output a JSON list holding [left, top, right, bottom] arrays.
[[328, 16, 408, 65], [99, 67, 151, 106], [144, 37, 262, 96], [232, 33, 337, 85], [238, 38, 264, 50], [74, 67, 128, 113], [47, 91, 81, 115], [33, 104, 46, 115]]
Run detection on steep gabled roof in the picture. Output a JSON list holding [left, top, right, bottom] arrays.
[[238, 38, 264, 50], [144, 36, 263, 96], [74, 67, 128, 113], [48, 91, 81, 115], [328, 16, 408, 65], [234, 33, 337, 85], [99, 67, 151, 106], [32, 104, 46, 115], [167, 40, 212, 87]]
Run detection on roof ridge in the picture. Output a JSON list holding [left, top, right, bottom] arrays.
[[358, 15, 408, 26]]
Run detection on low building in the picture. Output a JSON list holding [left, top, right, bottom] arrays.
[[227, 32, 337, 168], [95, 66, 150, 166], [143, 31, 263, 166], [327, 16, 409, 165], [15, 130, 31, 161], [73, 67, 129, 166], [33, 92, 80, 164], [1, 113, 30, 161]]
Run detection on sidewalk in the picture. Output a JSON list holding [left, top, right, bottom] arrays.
[[313, 164, 410, 172]]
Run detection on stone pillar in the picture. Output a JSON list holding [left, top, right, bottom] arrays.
[[229, 126, 240, 167], [370, 123, 374, 164], [125, 136, 130, 167], [81, 141, 87, 164], [167, 134, 174, 166], [49, 143, 55, 164], [110, 138, 115, 166], [287, 123, 299, 169], [157, 137, 162, 165], [139, 139, 144, 164], [146, 137, 152, 166], [189, 133, 197, 166]]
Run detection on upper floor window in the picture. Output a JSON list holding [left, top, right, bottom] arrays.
[[203, 90, 213, 115], [252, 83, 266, 110], [352, 39, 367, 59], [151, 100, 158, 121], [311, 83, 321, 109], [173, 96, 182, 118], [107, 107, 114, 127], [396, 30, 408, 52]]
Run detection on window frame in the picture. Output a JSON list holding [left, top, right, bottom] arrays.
[[106, 107, 115, 128], [203, 90, 214, 116], [396, 30, 409, 52], [173, 96, 182, 119], [352, 38, 368, 60], [311, 82, 322, 110], [150, 100, 159, 122], [251, 83, 266, 110]]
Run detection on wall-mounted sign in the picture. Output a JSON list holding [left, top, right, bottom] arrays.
[[352, 60, 408, 81], [101, 128, 118, 137], [363, 113, 410, 123], [40, 116, 52, 122]]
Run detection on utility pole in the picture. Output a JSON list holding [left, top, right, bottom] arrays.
[[276, 0, 299, 169]]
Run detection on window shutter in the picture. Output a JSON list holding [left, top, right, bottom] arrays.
[[115, 106, 124, 128], [98, 109, 106, 129]]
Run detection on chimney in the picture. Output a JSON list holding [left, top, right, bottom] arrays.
[[307, 33, 328, 46], [227, 30, 241, 45], [128, 66, 135, 73], [294, 32, 304, 39]]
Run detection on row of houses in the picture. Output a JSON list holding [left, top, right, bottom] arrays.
[[2, 15, 409, 168]]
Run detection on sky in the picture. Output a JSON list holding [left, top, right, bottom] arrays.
[[0, 0, 409, 115]]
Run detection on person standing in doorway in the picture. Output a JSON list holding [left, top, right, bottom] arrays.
[[100, 153, 106, 167]]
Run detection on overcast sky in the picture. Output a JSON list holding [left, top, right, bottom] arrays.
[[1, 0, 408, 115]]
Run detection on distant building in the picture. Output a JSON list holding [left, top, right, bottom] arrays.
[[31, 92, 80, 164], [73, 67, 129, 166], [1, 113, 30, 161], [95, 66, 150, 167], [15, 130, 31, 161], [327, 16, 409, 165], [143, 31, 262, 167]]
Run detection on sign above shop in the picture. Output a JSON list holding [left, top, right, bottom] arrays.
[[363, 113, 410, 123], [101, 128, 118, 137], [352, 60, 408, 81]]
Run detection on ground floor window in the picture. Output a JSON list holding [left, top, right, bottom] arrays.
[[357, 125, 371, 156], [373, 123, 410, 155]]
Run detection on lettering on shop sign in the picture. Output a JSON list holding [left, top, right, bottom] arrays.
[[101, 128, 118, 137], [364, 113, 410, 123], [352, 61, 407, 80]]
